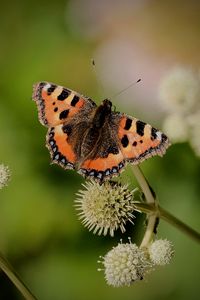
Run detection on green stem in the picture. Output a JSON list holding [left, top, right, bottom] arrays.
[[133, 200, 200, 244], [131, 165, 155, 204], [0, 252, 37, 300], [131, 165, 158, 248], [131, 165, 200, 245], [159, 206, 200, 244], [133, 202, 156, 214]]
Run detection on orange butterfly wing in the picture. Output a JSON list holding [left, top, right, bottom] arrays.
[[33, 82, 96, 127], [79, 151, 125, 181], [46, 125, 77, 169], [118, 114, 170, 164], [79, 113, 170, 181], [33, 82, 96, 170]]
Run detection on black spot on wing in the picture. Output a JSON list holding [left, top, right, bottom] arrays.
[[62, 124, 72, 135], [136, 120, 146, 136], [124, 118, 132, 130], [161, 133, 168, 143], [121, 135, 129, 148], [57, 89, 70, 101], [71, 95, 80, 107], [132, 141, 137, 146], [54, 107, 58, 112], [107, 145, 119, 155], [59, 109, 69, 120], [151, 127, 158, 140], [47, 84, 56, 95]]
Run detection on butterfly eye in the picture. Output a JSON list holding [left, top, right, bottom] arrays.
[[102, 99, 112, 108]]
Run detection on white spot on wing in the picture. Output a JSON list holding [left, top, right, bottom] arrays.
[[156, 131, 162, 140], [43, 83, 51, 91]]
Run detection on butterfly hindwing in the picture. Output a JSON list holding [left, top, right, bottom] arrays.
[[118, 114, 170, 164], [47, 125, 77, 170], [32, 82, 96, 127], [79, 113, 125, 180], [79, 149, 125, 181]]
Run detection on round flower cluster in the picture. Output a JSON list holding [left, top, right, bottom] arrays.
[[148, 239, 174, 266], [0, 164, 11, 189], [99, 239, 174, 287], [75, 181, 136, 236], [99, 241, 150, 287], [159, 67, 200, 156]]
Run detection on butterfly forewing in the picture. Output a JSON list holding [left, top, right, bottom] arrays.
[[117, 114, 170, 164], [32, 82, 96, 127]]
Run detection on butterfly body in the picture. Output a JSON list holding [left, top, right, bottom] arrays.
[[33, 82, 170, 182]]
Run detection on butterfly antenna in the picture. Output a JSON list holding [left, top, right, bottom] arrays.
[[91, 59, 106, 99], [111, 78, 141, 100]]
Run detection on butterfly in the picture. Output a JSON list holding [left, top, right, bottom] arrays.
[[32, 82, 170, 182]]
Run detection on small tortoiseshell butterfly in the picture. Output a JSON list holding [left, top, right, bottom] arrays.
[[32, 82, 170, 182]]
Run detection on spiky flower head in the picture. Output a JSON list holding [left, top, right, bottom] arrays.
[[148, 239, 174, 266], [159, 67, 200, 113], [75, 181, 136, 236], [99, 241, 151, 287], [0, 164, 11, 189]]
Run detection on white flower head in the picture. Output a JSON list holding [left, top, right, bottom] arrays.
[[159, 67, 200, 113], [148, 239, 174, 266], [99, 241, 151, 287], [75, 181, 136, 236], [162, 113, 189, 143], [0, 164, 11, 189]]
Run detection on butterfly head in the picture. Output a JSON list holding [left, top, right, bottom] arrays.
[[102, 99, 112, 111]]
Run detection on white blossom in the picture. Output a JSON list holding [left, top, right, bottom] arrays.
[[99, 242, 150, 287], [0, 164, 11, 189], [148, 239, 174, 266]]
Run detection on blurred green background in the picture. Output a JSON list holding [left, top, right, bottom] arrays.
[[0, 0, 200, 299]]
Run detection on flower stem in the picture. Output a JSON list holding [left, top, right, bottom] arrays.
[[131, 165, 158, 248], [131, 165, 155, 204], [0, 252, 37, 300], [159, 206, 200, 244], [133, 202, 200, 243], [131, 166, 200, 244]]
